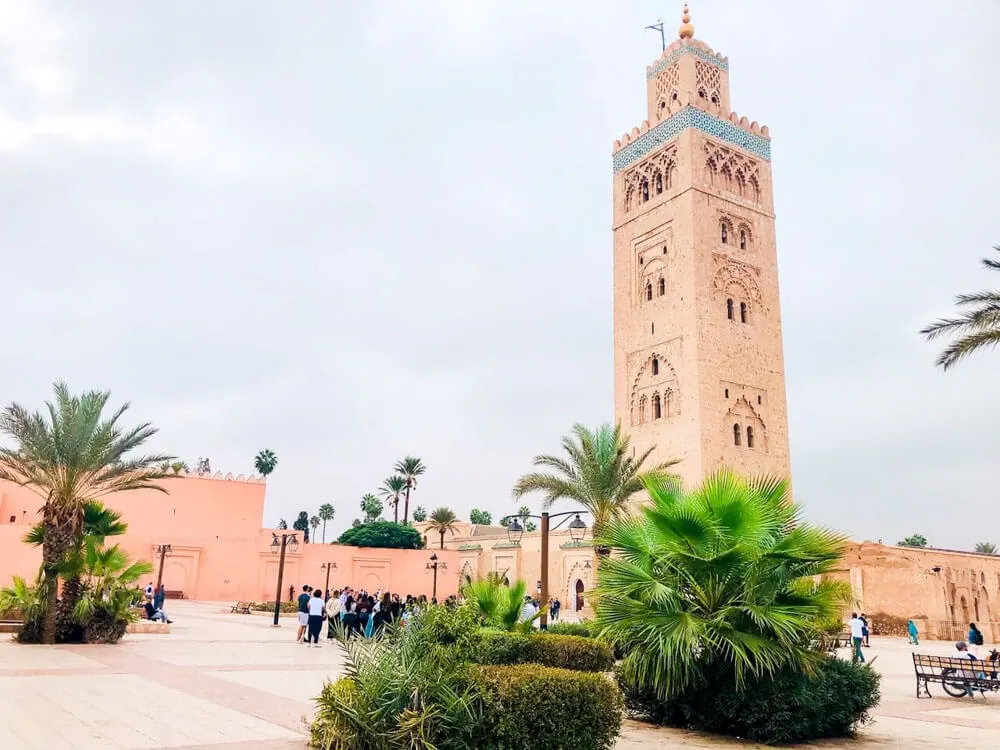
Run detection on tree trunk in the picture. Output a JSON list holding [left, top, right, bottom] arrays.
[[40, 502, 75, 645], [393, 499, 399, 524], [403, 486, 411, 524], [440, 530, 445, 550], [322, 521, 327, 544]]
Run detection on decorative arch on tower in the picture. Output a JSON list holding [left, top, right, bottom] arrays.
[[723, 396, 768, 453], [713, 256, 764, 322], [629, 352, 680, 426]]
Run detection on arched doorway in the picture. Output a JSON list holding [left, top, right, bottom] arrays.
[[960, 595, 971, 626], [574, 579, 585, 612]]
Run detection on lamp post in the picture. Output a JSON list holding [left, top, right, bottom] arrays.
[[321, 561, 338, 597], [154, 544, 172, 590], [426, 553, 447, 600], [500, 510, 588, 629], [270, 532, 299, 626]]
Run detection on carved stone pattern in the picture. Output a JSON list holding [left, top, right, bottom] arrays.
[[718, 211, 754, 249], [724, 397, 768, 452], [623, 145, 678, 213], [647, 44, 729, 78], [704, 141, 762, 203], [713, 255, 764, 309], [613, 106, 770, 173], [695, 61, 721, 100], [629, 352, 680, 426], [655, 64, 681, 113]]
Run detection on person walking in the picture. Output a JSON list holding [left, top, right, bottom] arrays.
[[849, 612, 866, 664], [860, 613, 870, 647], [968, 622, 985, 657], [306, 588, 325, 647], [907, 619, 919, 645], [296, 584, 312, 643], [551, 598, 561, 622]]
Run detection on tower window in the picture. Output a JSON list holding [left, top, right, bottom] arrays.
[[724, 388, 729, 398], [711, 94, 719, 105], [726, 298, 734, 320], [653, 394, 662, 419], [671, 92, 678, 101], [641, 179, 649, 202], [721, 223, 728, 244], [733, 423, 741, 446], [657, 277, 665, 296], [698, 89, 706, 99], [652, 358, 659, 376], [747, 426, 755, 449], [757, 395, 762, 405], [655, 173, 663, 195], [662, 246, 667, 254], [646, 283, 653, 301], [651, 322, 654, 334], [740, 302, 748, 324], [740, 230, 747, 250], [665, 389, 673, 417]]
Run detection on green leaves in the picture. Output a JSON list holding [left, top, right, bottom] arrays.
[[253, 449, 278, 477], [595, 469, 849, 700]]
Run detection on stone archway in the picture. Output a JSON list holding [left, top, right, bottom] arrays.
[[574, 579, 585, 611]]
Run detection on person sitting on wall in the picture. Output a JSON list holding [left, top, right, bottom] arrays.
[[143, 600, 173, 624]]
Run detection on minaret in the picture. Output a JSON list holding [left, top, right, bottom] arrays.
[[612, 5, 791, 489]]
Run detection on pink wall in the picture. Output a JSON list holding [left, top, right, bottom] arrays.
[[0, 476, 458, 602]]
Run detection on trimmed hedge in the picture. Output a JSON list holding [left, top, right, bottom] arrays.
[[473, 630, 614, 672], [336, 521, 424, 550], [544, 620, 593, 638], [618, 656, 880, 745], [471, 664, 623, 750]]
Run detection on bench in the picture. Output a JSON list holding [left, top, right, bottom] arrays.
[[164, 590, 184, 600], [231, 601, 254, 614], [912, 652, 1000, 699]]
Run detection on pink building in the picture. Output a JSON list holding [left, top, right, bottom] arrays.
[[0, 473, 458, 602]]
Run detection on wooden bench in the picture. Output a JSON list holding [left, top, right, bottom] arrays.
[[164, 590, 185, 600], [912, 652, 1000, 699], [230, 601, 253, 614]]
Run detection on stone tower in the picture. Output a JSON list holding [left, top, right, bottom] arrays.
[[612, 6, 791, 489]]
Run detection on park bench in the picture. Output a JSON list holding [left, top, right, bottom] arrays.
[[230, 601, 253, 614], [912, 652, 1000, 699], [164, 589, 185, 600]]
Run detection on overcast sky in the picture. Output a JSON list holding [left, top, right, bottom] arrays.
[[0, 1, 996, 549]]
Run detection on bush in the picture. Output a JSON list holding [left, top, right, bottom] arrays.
[[544, 620, 593, 638], [472, 630, 614, 672], [618, 656, 880, 745], [251, 601, 297, 613], [336, 521, 424, 550], [470, 664, 623, 750]]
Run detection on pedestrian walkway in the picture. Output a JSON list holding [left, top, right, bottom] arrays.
[[1, 601, 999, 748]]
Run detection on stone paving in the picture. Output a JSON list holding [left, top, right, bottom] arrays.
[[2, 601, 1000, 748]]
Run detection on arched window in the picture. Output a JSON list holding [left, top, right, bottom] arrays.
[[724, 388, 729, 398], [757, 395, 762, 405], [655, 173, 663, 194], [733, 423, 741, 446], [740, 302, 748, 323], [641, 179, 649, 202], [698, 89, 706, 99], [710, 93, 719, 106], [652, 394, 662, 420], [747, 426, 755, 449], [721, 223, 728, 244], [646, 282, 653, 301], [740, 230, 746, 250], [726, 298, 734, 320], [665, 389, 674, 417], [651, 358, 659, 376], [638, 395, 647, 424], [657, 277, 665, 296]]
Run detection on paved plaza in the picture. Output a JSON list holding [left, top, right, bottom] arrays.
[[2, 602, 1000, 749]]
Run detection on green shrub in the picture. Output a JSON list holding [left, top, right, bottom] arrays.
[[470, 664, 623, 750], [416, 603, 481, 658], [618, 656, 880, 745], [544, 620, 593, 638], [336, 521, 424, 550], [472, 630, 613, 672]]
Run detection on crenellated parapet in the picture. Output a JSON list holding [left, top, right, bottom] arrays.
[[647, 38, 729, 78], [170, 470, 266, 484]]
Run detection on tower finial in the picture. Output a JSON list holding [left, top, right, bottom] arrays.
[[679, 3, 695, 40]]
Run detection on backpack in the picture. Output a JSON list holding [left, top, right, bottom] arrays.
[[973, 630, 985, 646]]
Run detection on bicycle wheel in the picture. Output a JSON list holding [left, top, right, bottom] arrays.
[[941, 669, 970, 698]]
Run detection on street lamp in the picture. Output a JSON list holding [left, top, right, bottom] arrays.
[[154, 544, 173, 590], [321, 561, 338, 596], [270, 532, 299, 626], [499, 510, 589, 629], [426, 553, 447, 600]]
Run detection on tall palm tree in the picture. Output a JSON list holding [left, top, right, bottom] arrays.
[[361, 494, 383, 523], [310, 514, 321, 541], [426, 506, 458, 549], [921, 246, 1000, 370], [512, 422, 679, 540], [254, 449, 278, 478], [378, 475, 407, 523], [318, 503, 335, 543], [394, 456, 426, 524], [0, 383, 172, 644], [596, 469, 849, 699]]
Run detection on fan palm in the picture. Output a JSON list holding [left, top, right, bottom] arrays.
[[378, 475, 407, 524], [394, 456, 426, 524], [426, 506, 458, 550], [70, 538, 152, 642], [310, 514, 321, 541], [254, 449, 278, 477], [921, 246, 1000, 370], [512, 422, 679, 541], [0, 383, 172, 643], [461, 574, 538, 632], [595, 469, 849, 699], [318, 503, 335, 543]]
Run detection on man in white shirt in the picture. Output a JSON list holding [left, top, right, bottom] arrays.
[[521, 596, 538, 625], [848, 612, 865, 664]]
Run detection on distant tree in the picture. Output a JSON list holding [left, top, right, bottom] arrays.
[[427, 507, 459, 549], [361, 494, 383, 524], [411, 506, 427, 522], [351, 518, 361, 528], [394, 456, 427, 524], [499, 516, 511, 527], [170, 461, 189, 475], [921, 245, 1000, 370], [277, 518, 288, 530], [469, 508, 492, 526], [518, 505, 537, 533], [378, 475, 407, 524], [318, 503, 335, 543], [293, 511, 310, 543], [254, 449, 278, 478], [338, 521, 424, 550], [196, 457, 211, 476], [899, 534, 928, 548], [310, 514, 320, 540], [975, 541, 998, 555]]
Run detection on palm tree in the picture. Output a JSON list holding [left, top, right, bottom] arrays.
[[921, 246, 1000, 370], [70, 538, 152, 643], [975, 542, 998, 555], [361, 494, 383, 523], [512, 422, 679, 542], [254, 449, 278, 478], [293, 510, 311, 542], [310, 514, 321, 541], [412, 506, 427, 522], [426, 506, 458, 549], [462, 574, 538, 632], [378, 475, 407, 523], [394, 456, 426, 524], [0, 383, 172, 644], [318, 503, 335, 543], [596, 469, 849, 699]]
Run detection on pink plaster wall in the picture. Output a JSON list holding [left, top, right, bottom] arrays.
[[0, 476, 458, 602]]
